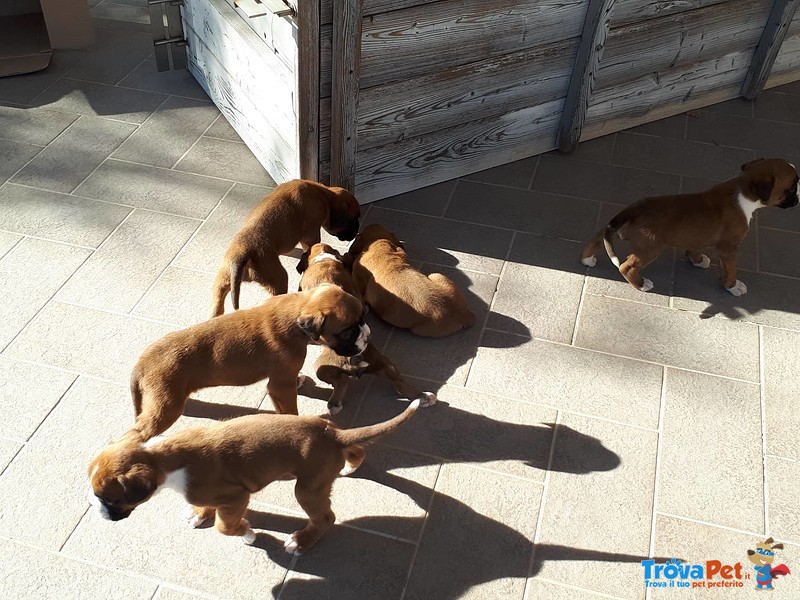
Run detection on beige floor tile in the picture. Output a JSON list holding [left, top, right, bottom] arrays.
[[762, 327, 800, 460], [0, 539, 157, 600], [3, 301, 172, 383], [174, 136, 275, 187], [0, 231, 22, 257], [652, 515, 800, 598], [280, 526, 415, 600], [154, 587, 212, 600], [0, 138, 42, 184], [353, 379, 557, 480], [175, 183, 274, 272], [405, 463, 541, 600], [0, 377, 137, 549], [526, 579, 623, 599], [576, 294, 760, 381], [0, 237, 91, 349], [0, 183, 131, 247], [75, 159, 233, 219], [469, 331, 663, 429], [56, 209, 199, 312], [0, 356, 76, 440], [767, 457, 800, 543], [0, 437, 21, 473], [253, 446, 439, 543], [660, 369, 764, 531], [535, 414, 657, 598], [0, 105, 79, 146]]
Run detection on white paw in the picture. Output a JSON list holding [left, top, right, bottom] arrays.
[[581, 256, 597, 268], [183, 505, 210, 528], [639, 278, 654, 292], [284, 532, 303, 556], [726, 280, 748, 297], [328, 402, 343, 415], [241, 527, 257, 545], [420, 391, 437, 407], [692, 254, 711, 269], [296, 374, 307, 389], [339, 464, 358, 477]]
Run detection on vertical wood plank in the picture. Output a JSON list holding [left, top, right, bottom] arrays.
[[330, 0, 363, 190], [556, 0, 616, 152], [741, 0, 799, 99], [297, 0, 321, 181]]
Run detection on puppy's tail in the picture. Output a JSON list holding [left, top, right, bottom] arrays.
[[603, 220, 623, 269], [335, 399, 420, 446], [229, 253, 248, 311]]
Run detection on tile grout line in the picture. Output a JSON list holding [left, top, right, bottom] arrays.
[[112, 56, 151, 87], [49, 298, 181, 328], [438, 175, 459, 217], [0, 234, 26, 262], [526, 156, 540, 190], [0, 229, 96, 251], [0, 442, 26, 478], [530, 577, 628, 600], [109, 156, 245, 185], [766, 454, 798, 463], [169, 113, 221, 170], [522, 410, 561, 600], [758, 325, 770, 537], [646, 367, 668, 600], [569, 271, 589, 346], [654, 512, 799, 544], [58, 506, 89, 552], [398, 462, 444, 600], [463, 230, 516, 387]]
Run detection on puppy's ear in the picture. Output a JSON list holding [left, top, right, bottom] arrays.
[[749, 174, 775, 202], [741, 158, 766, 171], [296, 250, 310, 274], [297, 312, 325, 341], [117, 466, 156, 504]]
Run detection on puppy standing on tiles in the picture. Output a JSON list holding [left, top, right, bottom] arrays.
[[580, 159, 799, 296]]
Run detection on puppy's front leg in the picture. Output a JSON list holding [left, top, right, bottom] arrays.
[[214, 494, 256, 544], [267, 377, 299, 415], [717, 244, 746, 296]]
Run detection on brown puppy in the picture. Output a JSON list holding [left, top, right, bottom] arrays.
[[581, 158, 799, 296], [210, 180, 361, 317], [130, 284, 369, 440], [346, 224, 475, 337], [88, 399, 420, 555], [297, 243, 437, 413]]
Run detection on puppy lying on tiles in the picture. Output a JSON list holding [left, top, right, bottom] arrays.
[[580, 158, 799, 296], [346, 224, 475, 337], [129, 284, 369, 440], [209, 179, 361, 318], [297, 242, 437, 414], [88, 399, 420, 555]]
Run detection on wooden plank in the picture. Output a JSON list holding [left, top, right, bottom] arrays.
[[261, 0, 294, 17], [557, 0, 616, 152], [185, 22, 298, 182], [768, 19, 800, 85], [330, 0, 586, 91], [235, 0, 266, 18], [321, 0, 440, 25], [330, 0, 363, 190], [319, 38, 577, 157], [342, 99, 563, 202], [182, 0, 297, 144], [297, 0, 320, 180], [611, 0, 732, 27], [599, 0, 772, 89], [741, 0, 799, 99], [220, 0, 297, 73]]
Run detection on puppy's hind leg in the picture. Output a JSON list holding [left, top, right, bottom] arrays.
[[618, 247, 660, 292], [285, 480, 335, 555], [214, 494, 256, 544], [580, 230, 604, 267], [184, 505, 215, 528], [339, 444, 365, 476], [251, 253, 289, 296]]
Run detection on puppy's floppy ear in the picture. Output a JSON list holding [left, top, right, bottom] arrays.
[[297, 312, 325, 341], [741, 158, 766, 171], [117, 465, 156, 504], [296, 250, 310, 274], [749, 174, 775, 203]]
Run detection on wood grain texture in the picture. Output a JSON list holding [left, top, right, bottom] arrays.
[[611, 0, 732, 26], [768, 13, 800, 84], [320, 0, 440, 24], [297, 0, 320, 181], [741, 0, 799, 99], [330, 0, 363, 191], [220, 0, 297, 72], [600, 0, 771, 89], [558, 0, 616, 152]]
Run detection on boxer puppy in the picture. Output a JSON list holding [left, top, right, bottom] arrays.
[[210, 180, 361, 317], [129, 284, 368, 440], [580, 158, 799, 296], [88, 399, 420, 555], [346, 224, 475, 337], [297, 243, 437, 413]]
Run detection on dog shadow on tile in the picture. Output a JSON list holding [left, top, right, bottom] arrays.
[[236, 471, 665, 600]]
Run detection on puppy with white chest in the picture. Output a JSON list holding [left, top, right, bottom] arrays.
[[129, 284, 369, 440], [297, 243, 437, 413], [210, 179, 361, 318], [88, 399, 420, 555], [580, 158, 799, 296], [346, 224, 475, 337]]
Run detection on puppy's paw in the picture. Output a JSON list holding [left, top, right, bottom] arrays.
[[581, 255, 597, 268], [284, 532, 303, 556], [296, 374, 308, 389], [420, 391, 438, 407], [639, 278, 654, 292], [328, 401, 343, 415], [691, 254, 711, 269], [241, 527, 257, 545], [183, 505, 211, 528], [726, 280, 748, 297]]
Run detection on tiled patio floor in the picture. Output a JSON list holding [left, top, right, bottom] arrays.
[[1, 3, 799, 600]]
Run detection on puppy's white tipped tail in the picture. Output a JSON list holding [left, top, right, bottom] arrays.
[[611, 256, 620, 268]]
